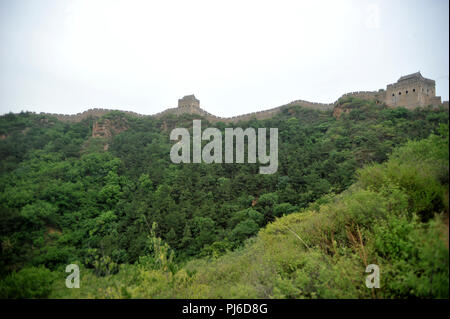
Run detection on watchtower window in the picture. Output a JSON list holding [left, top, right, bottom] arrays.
[[392, 93, 395, 96], [406, 90, 408, 94], [413, 88, 416, 92], [398, 92, 401, 95]]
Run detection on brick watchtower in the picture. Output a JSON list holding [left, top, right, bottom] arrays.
[[178, 95, 200, 108], [386, 72, 442, 109]]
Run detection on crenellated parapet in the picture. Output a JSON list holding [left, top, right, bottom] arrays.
[[340, 90, 385, 102], [32, 72, 449, 125], [40, 108, 146, 122]]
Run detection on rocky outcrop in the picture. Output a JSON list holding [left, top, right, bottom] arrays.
[[332, 106, 351, 119], [92, 118, 128, 138]]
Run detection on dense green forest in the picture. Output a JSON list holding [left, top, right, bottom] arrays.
[[0, 97, 448, 298]]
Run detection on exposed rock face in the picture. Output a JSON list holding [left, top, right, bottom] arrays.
[[92, 118, 128, 138], [92, 121, 109, 138], [332, 106, 351, 119]]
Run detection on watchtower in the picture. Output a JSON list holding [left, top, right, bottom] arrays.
[[178, 95, 200, 108], [386, 72, 442, 108]]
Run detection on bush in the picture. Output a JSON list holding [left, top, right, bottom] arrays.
[[357, 131, 448, 221], [373, 215, 449, 298], [0, 266, 55, 298]]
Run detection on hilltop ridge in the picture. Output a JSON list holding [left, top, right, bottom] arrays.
[[12, 72, 450, 123]]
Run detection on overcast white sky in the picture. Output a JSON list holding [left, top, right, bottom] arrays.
[[0, 0, 448, 117]]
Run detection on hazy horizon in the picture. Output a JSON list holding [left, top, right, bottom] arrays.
[[1, 0, 449, 117]]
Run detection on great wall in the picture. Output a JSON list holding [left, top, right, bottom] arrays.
[[37, 98, 336, 124], [31, 72, 449, 125]]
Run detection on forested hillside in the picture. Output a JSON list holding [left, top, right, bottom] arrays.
[[0, 97, 448, 298]]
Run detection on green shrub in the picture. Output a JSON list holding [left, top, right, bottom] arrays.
[[0, 266, 55, 298], [373, 215, 449, 298]]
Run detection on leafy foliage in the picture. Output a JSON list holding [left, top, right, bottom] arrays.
[[0, 266, 55, 298], [0, 101, 448, 298]]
